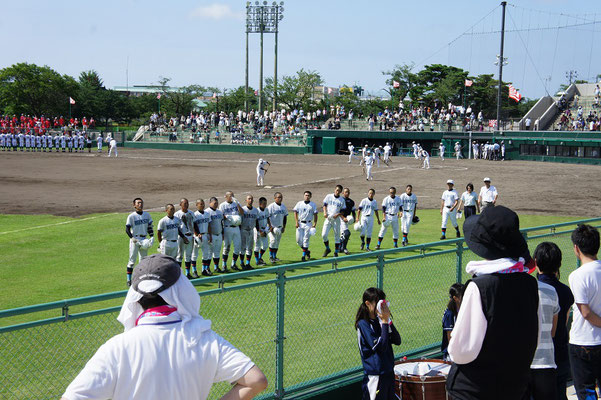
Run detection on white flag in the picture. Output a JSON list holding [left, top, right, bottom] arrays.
[[69, 97, 76, 105]]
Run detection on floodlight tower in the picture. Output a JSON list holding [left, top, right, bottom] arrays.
[[245, 1, 284, 114]]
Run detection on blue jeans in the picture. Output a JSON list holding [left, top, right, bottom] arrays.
[[569, 344, 601, 400]]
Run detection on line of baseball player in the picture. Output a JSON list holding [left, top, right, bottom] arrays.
[[0, 131, 118, 156], [124, 179, 498, 284]]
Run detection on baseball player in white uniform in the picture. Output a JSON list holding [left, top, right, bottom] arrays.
[[363, 150, 375, 180], [175, 198, 195, 278], [322, 185, 346, 257], [157, 204, 185, 260], [256, 159, 270, 186], [97, 134, 103, 153], [376, 187, 403, 249], [206, 197, 225, 273], [440, 180, 461, 239], [192, 199, 213, 276], [357, 188, 381, 251], [383, 143, 392, 165], [399, 185, 418, 246], [412, 142, 419, 159], [108, 138, 118, 157], [125, 198, 154, 286], [219, 191, 244, 271], [478, 177, 498, 211], [241, 195, 259, 269], [293, 191, 318, 261], [454, 142, 463, 159], [253, 197, 271, 265], [421, 149, 430, 169], [347, 142, 357, 163], [267, 192, 288, 263], [0, 133, 5, 151], [359, 144, 369, 166], [25, 132, 31, 151], [374, 146, 382, 167], [439, 142, 445, 160]]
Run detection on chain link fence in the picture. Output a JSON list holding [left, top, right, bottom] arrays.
[[1, 218, 600, 399]]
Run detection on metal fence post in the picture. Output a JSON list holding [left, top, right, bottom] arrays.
[[456, 242, 463, 283], [377, 254, 384, 289], [275, 270, 286, 399]]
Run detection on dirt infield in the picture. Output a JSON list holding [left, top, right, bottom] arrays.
[[0, 148, 599, 217]]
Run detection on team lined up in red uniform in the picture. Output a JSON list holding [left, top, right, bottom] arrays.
[[0, 114, 95, 135]]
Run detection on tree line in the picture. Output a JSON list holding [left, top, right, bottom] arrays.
[[0, 62, 543, 127]]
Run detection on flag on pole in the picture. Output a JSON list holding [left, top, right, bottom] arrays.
[[327, 87, 333, 94], [393, 81, 400, 88], [464, 79, 473, 87], [213, 92, 217, 98], [508, 85, 522, 102], [253, 90, 258, 96], [69, 97, 76, 104], [157, 93, 161, 99]]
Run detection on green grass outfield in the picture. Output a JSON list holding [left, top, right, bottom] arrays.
[[0, 210, 589, 399], [0, 210, 578, 311]]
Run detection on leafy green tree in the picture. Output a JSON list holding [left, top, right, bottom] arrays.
[[0, 63, 78, 116], [264, 69, 323, 111]]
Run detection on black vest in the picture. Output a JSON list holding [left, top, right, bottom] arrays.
[[447, 272, 539, 400]]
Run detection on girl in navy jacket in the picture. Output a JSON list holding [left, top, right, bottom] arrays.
[[356, 287, 402, 400]]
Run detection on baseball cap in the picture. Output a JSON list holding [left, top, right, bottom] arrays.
[[132, 254, 181, 297], [348, 142, 351, 144], [483, 177, 491, 182], [447, 179, 454, 185]]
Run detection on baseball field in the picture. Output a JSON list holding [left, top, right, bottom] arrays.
[[0, 148, 599, 399], [1, 147, 596, 309]]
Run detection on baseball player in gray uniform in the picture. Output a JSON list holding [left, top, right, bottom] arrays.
[[241, 195, 259, 270], [357, 189, 381, 251], [125, 198, 154, 286], [175, 198, 196, 278], [440, 180, 461, 240], [253, 197, 271, 265], [376, 187, 403, 249], [206, 197, 225, 272], [339, 188, 356, 255], [219, 191, 244, 271], [192, 199, 213, 276], [157, 204, 186, 259], [293, 191, 318, 261], [322, 185, 346, 257], [399, 185, 418, 246], [267, 192, 288, 264]]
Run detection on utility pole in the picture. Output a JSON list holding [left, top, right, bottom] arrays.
[[496, 1, 507, 132], [245, 28, 249, 113], [273, 5, 279, 112], [259, 11, 264, 114]]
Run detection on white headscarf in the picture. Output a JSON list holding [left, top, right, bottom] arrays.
[[117, 274, 211, 347]]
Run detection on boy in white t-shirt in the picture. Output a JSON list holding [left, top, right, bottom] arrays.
[[568, 224, 601, 400]]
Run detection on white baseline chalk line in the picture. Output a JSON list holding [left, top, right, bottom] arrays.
[[0, 213, 119, 235]]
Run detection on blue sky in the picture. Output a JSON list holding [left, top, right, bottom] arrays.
[[1, 0, 599, 99]]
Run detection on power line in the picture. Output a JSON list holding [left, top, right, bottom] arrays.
[[462, 20, 601, 35], [507, 10, 550, 96], [507, 3, 596, 23], [414, 4, 500, 68]]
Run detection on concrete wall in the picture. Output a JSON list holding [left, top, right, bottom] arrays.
[[519, 96, 554, 130]]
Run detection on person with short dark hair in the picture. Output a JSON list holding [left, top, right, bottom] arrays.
[[568, 224, 601, 400], [530, 243, 562, 400], [459, 183, 479, 219], [533, 242, 574, 400]]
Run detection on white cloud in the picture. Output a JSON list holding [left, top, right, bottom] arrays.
[[190, 4, 244, 20]]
